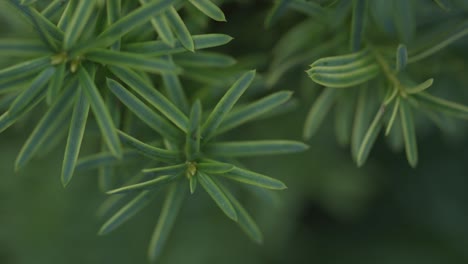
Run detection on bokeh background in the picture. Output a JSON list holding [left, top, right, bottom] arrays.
[[1, 1, 468, 263]]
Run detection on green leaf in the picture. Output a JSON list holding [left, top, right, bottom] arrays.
[[222, 167, 287, 190], [63, 0, 95, 50], [385, 97, 400, 135], [207, 140, 308, 157], [57, 0, 77, 31], [308, 64, 379, 88], [106, 0, 122, 50], [405, 78, 434, 94], [41, 0, 68, 19], [197, 160, 234, 174], [198, 171, 238, 221], [166, 6, 194, 51], [6, 2, 62, 49], [173, 51, 236, 68], [46, 63, 66, 105], [20, 0, 38, 5], [76, 151, 139, 171], [0, 78, 31, 95], [86, 49, 179, 73], [147, 181, 186, 262], [289, 0, 327, 18], [100, 90, 126, 192], [147, 8, 175, 47], [308, 55, 375, 75], [186, 100, 202, 161], [118, 130, 180, 163], [265, 0, 290, 28], [161, 58, 189, 113], [0, 56, 50, 86], [310, 49, 369, 68], [78, 67, 122, 158], [108, 66, 189, 132], [0, 78, 74, 134], [399, 98, 418, 167], [202, 70, 256, 140], [350, 0, 368, 51], [99, 191, 154, 235], [106, 78, 182, 141], [9, 67, 55, 116], [125, 34, 233, 56], [217, 181, 263, 244], [124, 33, 233, 56], [189, 0, 226, 22], [303, 88, 337, 139], [189, 174, 198, 194], [395, 44, 408, 72], [409, 21, 468, 63], [96, 168, 151, 219], [14, 86, 76, 170], [356, 105, 385, 167], [351, 85, 373, 161], [142, 164, 186, 177], [107, 175, 179, 194], [70, 0, 177, 55], [413, 92, 468, 119], [217, 91, 293, 135], [334, 89, 356, 146], [0, 38, 49, 57], [61, 89, 90, 187]]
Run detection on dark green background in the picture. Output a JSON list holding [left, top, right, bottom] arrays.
[[1, 1, 468, 263]]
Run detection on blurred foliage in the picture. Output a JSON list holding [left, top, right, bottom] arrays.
[[1, 0, 468, 264]]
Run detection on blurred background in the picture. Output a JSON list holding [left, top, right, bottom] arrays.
[[1, 1, 468, 263]]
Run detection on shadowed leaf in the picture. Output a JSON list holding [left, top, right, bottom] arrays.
[[61, 89, 90, 187], [198, 171, 238, 221], [148, 181, 186, 262], [202, 70, 256, 140], [399, 98, 418, 167], [78, 67, 122, 158]]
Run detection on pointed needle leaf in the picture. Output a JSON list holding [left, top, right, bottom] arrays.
[[86, 49, 179, 73], [15, 87, 76, 170], [99, 191, 153, 235], [117, 130, 180, 163], [61, 89, 90, 187], [124, 34, 233, 56], [189, 0, 226, 22], [78, 67, 122, 158], [222, 167, 287, 190], [166, 6, 194, 51], [197, 160, 234, 174], [217, 180, 263, 243], [107, 175, 178, 194], [399, 99, 418, 167], [142, 164, 187, 177], [202, 70, 256, 140], [217, 91, 293, 135], [198, 171, 238, 221], [63, 0, 95, 50], [414, 92, 468, 119], [106, 78, 182, 141], [108, 66, 189, 132], [9, 67, 55, 116], [186, 100, 202, 160], [207, 140, 308, 157], [356, 105, 385, 167], [148, 181, 186, 262], [303, 88, 337, 140]]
